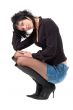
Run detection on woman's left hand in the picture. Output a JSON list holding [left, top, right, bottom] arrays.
[[23, 51, 32, 58]]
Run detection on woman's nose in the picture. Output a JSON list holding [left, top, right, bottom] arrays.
[[22, 25, 27, 31]]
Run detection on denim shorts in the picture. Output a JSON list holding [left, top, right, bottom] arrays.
[[46, 63, 69, 84]]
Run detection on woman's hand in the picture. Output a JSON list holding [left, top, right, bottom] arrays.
[[23, 51, 32, 58], [14, 50, 32, 58], [14, 50, 24, 59]]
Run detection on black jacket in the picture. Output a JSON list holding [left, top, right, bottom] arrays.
[[12, 17, 67, 65]]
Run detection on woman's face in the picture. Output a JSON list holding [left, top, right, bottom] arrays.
[[16, 18, 34, 31]]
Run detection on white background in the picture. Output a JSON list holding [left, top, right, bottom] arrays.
[[0, 0, 73, 110]]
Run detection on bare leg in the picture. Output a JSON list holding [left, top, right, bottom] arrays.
[[16, 56, 47, 80]]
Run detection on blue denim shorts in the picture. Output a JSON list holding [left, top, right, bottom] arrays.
[[46, 63, 69, 84]]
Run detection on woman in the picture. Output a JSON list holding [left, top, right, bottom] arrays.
[[11, 10, 68, 100]]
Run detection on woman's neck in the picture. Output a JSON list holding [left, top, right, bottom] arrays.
[[34, 17, 39, 42], [35, 17, 39, 30]]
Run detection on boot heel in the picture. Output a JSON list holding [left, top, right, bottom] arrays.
[[53, 91, 54, 98]]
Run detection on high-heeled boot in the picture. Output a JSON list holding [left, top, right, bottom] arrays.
[[15, 64, 56, 100], [36, 82, 55, 100], [12, 56, 42, 98]]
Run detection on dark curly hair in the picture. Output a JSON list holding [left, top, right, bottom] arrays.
[[11, 10, 36, 31]]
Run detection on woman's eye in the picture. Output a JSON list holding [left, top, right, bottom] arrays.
[[18, 22, 24, 26], [20, 22, 24, 26]]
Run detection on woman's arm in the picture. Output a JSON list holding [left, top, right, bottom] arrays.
[[12, 31, 34, 50]]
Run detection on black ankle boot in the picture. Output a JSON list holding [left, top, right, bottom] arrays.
[[14, 64, 56, 100], [27, 83, 42, 98], [28, 83, 55, 100]]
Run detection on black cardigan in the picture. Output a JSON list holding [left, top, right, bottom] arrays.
[[12, 17, 67, 65]]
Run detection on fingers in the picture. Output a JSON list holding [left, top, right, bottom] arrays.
[[17, 50, 28, 54]]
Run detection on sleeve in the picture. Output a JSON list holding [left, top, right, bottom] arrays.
[[32, 27, 58, 62], [12, 31, 34, 51]]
